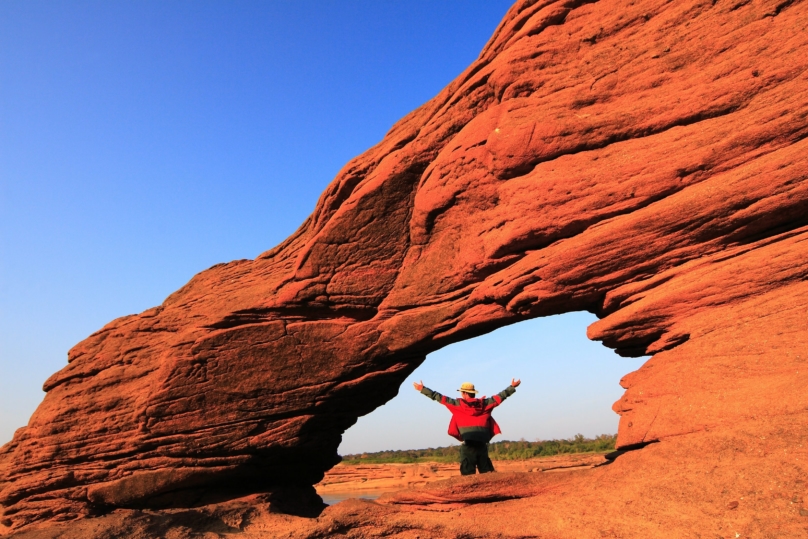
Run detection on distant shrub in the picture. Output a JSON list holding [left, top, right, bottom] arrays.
[[340, 434, 616, 464]]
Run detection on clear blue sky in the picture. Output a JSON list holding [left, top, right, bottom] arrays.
[[0, 1, 646, 451]]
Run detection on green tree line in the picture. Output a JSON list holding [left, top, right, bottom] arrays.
[[340, 434, 616, 465]]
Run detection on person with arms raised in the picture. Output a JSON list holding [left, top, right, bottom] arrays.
[[413, 378, 521, 475]]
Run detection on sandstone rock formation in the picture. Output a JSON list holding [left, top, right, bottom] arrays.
[[3, 0, 808, 535]]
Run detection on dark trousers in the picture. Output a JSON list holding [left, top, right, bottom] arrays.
[[459, 441, 495, 475]]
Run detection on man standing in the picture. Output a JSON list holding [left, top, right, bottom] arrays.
[[413, 378, 521, 475]]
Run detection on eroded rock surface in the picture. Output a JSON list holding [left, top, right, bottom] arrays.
[[2, 0, 808, 534]]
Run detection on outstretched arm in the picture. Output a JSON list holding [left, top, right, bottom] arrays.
[[484, 379, 520, 407], [414, 381, 458, 406]]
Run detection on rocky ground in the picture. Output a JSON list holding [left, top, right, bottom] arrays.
[[6, 436, 808, 538], [316, 453, 608, 498]]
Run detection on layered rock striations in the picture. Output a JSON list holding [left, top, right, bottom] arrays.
[[2, 0, 808, 533]]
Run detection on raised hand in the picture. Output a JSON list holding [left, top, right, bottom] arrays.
[[511, 378, 521, 387], [413, 380, 424, 391]]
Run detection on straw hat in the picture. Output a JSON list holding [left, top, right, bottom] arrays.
[[457, 382, 478, 395]]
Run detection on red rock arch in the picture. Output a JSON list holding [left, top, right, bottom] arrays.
[[2, 0, 808, 530]]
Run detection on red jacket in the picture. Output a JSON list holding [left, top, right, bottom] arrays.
[[421, 385, 516, 443]]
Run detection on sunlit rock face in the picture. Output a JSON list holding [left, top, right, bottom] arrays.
[[2, 0, 808, 531]]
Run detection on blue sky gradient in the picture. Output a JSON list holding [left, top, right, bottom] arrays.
[[0, 1, 646, 451]]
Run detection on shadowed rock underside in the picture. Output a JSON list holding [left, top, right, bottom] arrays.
[[2, 0, 808, 536]]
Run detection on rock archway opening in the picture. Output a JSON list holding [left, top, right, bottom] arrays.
[[338, 311, 648, 456]]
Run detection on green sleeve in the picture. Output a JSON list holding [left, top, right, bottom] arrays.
[[421, 387, 458, 406], [484, 385, 516, 406]]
